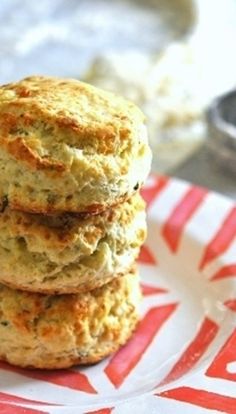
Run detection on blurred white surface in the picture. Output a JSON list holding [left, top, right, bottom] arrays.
[[0, 0, 235, 196], [84, 44, 206, 173], [0, 0, 195, 83]]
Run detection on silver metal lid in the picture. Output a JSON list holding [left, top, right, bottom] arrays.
[[207, 90, 236, 175]]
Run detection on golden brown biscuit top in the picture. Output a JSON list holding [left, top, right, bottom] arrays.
[[0, 76, 145, 157]]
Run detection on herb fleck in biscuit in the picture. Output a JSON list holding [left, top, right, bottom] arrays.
[[0, 269, 141, 369], [0, 76, 151, 214]]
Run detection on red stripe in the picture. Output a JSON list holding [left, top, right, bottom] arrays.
[[141, 175, 169, 208], [157, 386, 236, 414], [210, 264, 236, 281], [0, 393, 54, 406], [206, 328, 236, 381], [141, 283, 168, 296], [104, 303, 178, 388], [137, 245, 157, 265], [162, 187, 207, 253], [0, 362, 97, 394], [224, 299, 236, 312], [199, 207, 236, 270], [158, 317, 219, 386], [0, 402, 48, 414], [86, 409, 112, 414]]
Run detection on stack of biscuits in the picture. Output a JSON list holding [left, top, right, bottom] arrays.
[[0, 76, 151, 369]]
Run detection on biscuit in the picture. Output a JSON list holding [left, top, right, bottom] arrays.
[[0, 193, 146, 293], [0, 76, 151, 214], [0, 268, 141, 369]]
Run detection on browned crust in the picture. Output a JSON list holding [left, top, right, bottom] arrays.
[[0, 268, 140, 369], [0, 137, 67, 172], [0, 318, 139, 369], [0, 270, 126, 295], [0, 76, 144, 154], [9, 192, 132, 216]]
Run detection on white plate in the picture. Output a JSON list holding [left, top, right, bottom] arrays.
[[1, 174, 236, 413]]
